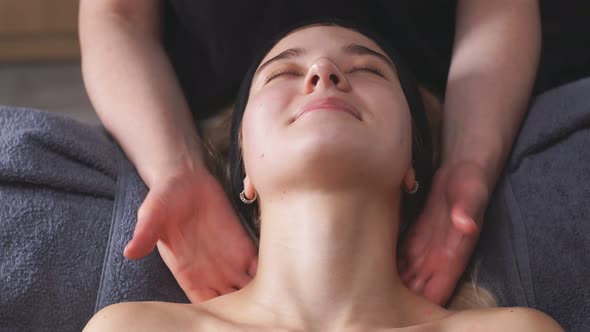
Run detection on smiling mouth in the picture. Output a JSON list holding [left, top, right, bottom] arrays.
[[295, 98, 361, 121]]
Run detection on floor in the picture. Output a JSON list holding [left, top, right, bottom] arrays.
[[0, 62, 99, 124]]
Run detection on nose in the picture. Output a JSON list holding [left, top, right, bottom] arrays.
[[303, 58, 351, 93]]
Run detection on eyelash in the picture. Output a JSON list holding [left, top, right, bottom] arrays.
[[265, 69, 300, 83], [352, 66, 385, 77], [264, 66, 385, 83]]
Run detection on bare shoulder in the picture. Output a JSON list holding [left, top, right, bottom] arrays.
[[494, 307, 563, 331], [83, 301, 219, 332], [448, 307, 563, 332]]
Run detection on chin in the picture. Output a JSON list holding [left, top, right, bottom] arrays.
[[280, 134, 386, 188]]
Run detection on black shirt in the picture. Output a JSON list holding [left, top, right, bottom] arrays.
[[163, 0, 590, 121]]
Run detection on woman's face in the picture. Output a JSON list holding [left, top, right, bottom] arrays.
[[241, 25, 413, 196]]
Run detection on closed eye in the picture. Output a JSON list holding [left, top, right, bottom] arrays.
[[264, 65, 385, 84], [346, 66, 385, 77], [264, 69, 303, 83]]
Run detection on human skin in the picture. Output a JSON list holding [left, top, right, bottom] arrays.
[[79, 0, 258, 301], [84, 26, 561, 332], [398, 0, 542, 305]]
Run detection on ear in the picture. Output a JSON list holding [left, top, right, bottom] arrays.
[[403, 167, 416, 192], [243, 175, 256, 199]]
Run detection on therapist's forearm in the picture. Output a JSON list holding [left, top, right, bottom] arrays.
[[79, 0, 205, 188], [442, 0, 541, 189]]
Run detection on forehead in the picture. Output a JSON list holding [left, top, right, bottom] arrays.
[[259, 25, 386, 66]]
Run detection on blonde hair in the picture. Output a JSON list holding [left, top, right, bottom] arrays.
[[197, 88, 496, 310], [447, 260, 497, 310]]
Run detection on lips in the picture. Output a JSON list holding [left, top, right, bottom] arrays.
[[295, 97, 361, 121]]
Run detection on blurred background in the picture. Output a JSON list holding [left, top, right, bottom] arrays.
[[0, 0, 98, 124]]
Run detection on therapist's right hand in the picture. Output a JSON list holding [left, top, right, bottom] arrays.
[[123, 160, 259, 303]]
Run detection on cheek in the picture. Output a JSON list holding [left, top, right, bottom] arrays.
[[244, 86, 292, 122], [363, 86, 413, 161], [241, 104, 268, 169], [242, 84, 298, 132], [240, 90, 291, 172]]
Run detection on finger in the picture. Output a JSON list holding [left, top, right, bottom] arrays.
[[399, 252, 429, 288], [450, 207, 479, 235], [124, 229, 158, 260], [218, 282, 240, 296], [449, 178, 487, 235], [422, 274, 457, 306], [409, 275, 428, 295], [248, 257, 258, 277], [212, 266, 242, 295], [397, 256, 408, 273], [210, 255, 251, 294], [123, 227, 159, 259], [232, 270, 253, 289], [187, 287, 220, 303], [123, 200, 164, 259], [400, 267, 417, 284], [398, 222, 431, 259], [221, 259, 254, 290], [400, 273, 414, 289], [405, 251, 427, 274]]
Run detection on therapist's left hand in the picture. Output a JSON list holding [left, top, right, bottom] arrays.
[[397, 161, 490, 305]]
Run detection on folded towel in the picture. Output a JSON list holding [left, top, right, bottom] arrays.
[[93, 141, 188, 312], [0, 106, 187, 331], [0, 107, 117, 331], [475, 77, 590, 331]]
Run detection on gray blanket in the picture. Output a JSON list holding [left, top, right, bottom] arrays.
[[0, 77, 589, 331]]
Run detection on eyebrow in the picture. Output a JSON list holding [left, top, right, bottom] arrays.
[[254, 43, 396, 78]]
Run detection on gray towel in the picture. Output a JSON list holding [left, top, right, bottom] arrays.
[[93, 138, 188, 311], [0, 107, 187, 332], [475, 77, 590, 331]]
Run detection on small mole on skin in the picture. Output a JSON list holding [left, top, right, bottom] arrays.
[[260, 153, 265, 159]]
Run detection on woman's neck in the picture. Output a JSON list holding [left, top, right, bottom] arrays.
[[234, 189, 449, 331]]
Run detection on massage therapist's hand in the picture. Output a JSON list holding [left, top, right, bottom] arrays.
[[123, 159, 259, 303], [398, 161, 490, 305]]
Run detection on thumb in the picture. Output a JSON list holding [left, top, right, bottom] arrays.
[[449, 178, 487, 236], [450, 207, 479, 235], [124, 191, 166, 259]]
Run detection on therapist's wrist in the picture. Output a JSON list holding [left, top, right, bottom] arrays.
[[140, 136, 209, 189], [440, 138, 505, 191]]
